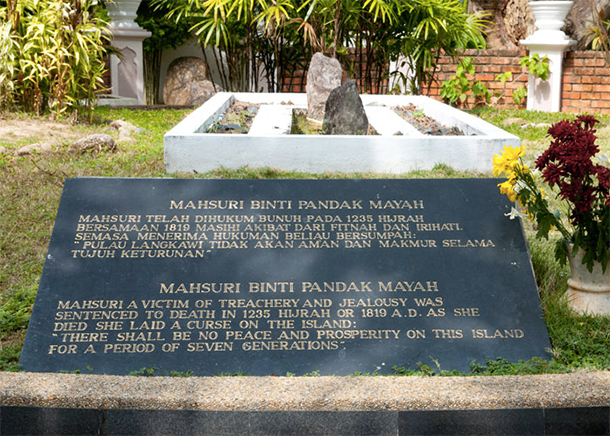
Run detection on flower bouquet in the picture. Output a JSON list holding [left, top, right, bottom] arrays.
[[493, 115, 610, 274]]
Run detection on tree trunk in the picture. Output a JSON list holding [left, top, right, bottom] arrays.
[[469, 0, 532, 49], [565, 0, 610, 49]]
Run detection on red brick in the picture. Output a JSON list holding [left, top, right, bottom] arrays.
[[487, 82, 505, 90], [601, 77, 610, 85], [562, 75, 580, 84], [478, 73, 494, 81], [484, 65, 504, 73], [600, 93, 610, 100], [591, 100, 610, 108], [561, 107, 581, 114], [496, 49, 522, 57], [563, 92, 581, 100], [492, 57, 512, 65], [584, 58, 607, 67], [573, 84, 593, 92], [580, 92, 598, 100], [563, 59, 576, 68], [506, 66, 523, 74], [563, 66, 576, 75], [574, 67, 595, 76], [594, 67, 610, 76], [504, 81, 521, 91], [563, 83, 573, 91], [582, 76, 602, 84], [475, 56, 491, 65], [593, 84, 610, 93], [571, 99, 592, 108]]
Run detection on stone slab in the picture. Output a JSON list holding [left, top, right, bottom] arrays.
[[365, 107, 423, 137], [164, 93, 520, 173], [248, 105, 296, 136], [19, 178, 550, 376]]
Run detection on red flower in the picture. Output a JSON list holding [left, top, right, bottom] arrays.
[[536, 116, 609, 223]]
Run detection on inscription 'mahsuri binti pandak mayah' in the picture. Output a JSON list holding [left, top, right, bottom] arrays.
[[168, 199, 425, 210], [158, 280, 439, 294]]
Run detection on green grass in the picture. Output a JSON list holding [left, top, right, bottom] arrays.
[[1, 105, 609, 374]]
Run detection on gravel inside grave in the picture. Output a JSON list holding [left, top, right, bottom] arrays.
[[210, 101, 463, 136]]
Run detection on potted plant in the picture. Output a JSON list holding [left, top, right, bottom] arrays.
[[493, 116, 610, 316]]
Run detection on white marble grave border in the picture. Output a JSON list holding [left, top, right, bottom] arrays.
[[164, 93, 520, 174]]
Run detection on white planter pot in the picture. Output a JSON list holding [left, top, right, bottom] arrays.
[[529, 1, 574, 40], [566, 245, 610, 316], [106, 0, 143, 29]]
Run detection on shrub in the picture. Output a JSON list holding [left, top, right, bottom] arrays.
[[0, 0, 110, 116]]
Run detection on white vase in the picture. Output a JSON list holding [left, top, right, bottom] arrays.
[[528, 1, 574, 40], [566, 245, 610, 316], [106, 0, 143, 30]]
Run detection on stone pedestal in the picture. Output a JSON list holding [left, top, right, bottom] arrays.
[[520, 1, 576, 112], [106, 0, 150, 105]]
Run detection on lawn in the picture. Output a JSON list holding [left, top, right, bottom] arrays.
[[1, 105, 609, 374]]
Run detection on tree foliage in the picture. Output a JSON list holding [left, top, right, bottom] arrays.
[[157, 0, 487, 94]]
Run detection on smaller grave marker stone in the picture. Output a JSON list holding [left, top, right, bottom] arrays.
[[20, 178, 551, 375]]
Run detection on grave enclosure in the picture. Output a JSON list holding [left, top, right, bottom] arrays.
[[164, 93, 519, 174]]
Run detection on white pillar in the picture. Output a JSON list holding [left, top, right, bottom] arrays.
[[106, 0, 151, 105], [520, 1, 576, 112]]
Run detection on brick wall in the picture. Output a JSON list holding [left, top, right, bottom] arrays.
[[423, 49, 610, 115], [562, 51, 610, 114], [282, 49, 610, 115], [423, 49, 529, 109]]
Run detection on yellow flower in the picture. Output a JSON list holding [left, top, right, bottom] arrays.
[[504, 144, 525, 162], [498, 179, 517, 202], [492, 145, 526, 177], [514, 163, 529, 175]]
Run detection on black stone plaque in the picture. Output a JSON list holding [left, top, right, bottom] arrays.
[[20, 178, 551, 375]]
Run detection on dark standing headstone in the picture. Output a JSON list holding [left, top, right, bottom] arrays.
[[323, 79, 369, 135], [306, 53, 343, 121], [19, 178, 552, 376]]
